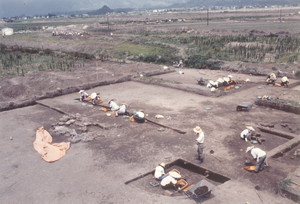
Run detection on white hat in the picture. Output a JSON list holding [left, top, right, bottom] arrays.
[[159, 162, 166, 168], [193, 126, 202, 133], [79, 90, 85, 93], [246, 146, 255, 153], [246, 126, 255, 131], [169, 171, 182, 179], [90, 92, 97, 99], [228, 75, 233, 79], [210, 87, 216, 92]]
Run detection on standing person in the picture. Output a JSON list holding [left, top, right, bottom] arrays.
[[194, 126, 205, 163], [154, 162, 167, 181], [79, 90, 89, 101], [240, 126, 255, 142], [246, 146, 267, 173]]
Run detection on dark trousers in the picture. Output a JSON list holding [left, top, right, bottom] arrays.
[[198, 143, 204, 162], [255, 155, 266, 172]]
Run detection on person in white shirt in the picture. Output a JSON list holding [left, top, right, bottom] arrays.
[[281, 76, 289, 87], [266, 73, 276, 85], [240, 126, 255, 142], [108, 99, 120, 111], [160, 175, 177, 189], [131, 110, 145, 123], [194, 126, 205, 163], [79, 90, 89, 101], [246, 146, 267, 173], [154, 162, 167, 181], [90, 92, 101, 104], [116, 103, 128, 116]]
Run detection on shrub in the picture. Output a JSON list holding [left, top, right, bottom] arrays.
[[185, 55, 221, 70]]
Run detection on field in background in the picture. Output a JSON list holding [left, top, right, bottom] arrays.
[[1, 6, 300, 77]]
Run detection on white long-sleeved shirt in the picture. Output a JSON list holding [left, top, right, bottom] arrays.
[[154, 165, 165, 179], [196, 132, 205, 144], [109, 101, 120, 111], [240, 129, 251, 142], [251, 148, 266, 162], [160, 175, 177, 187]]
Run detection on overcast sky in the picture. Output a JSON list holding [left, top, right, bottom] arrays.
[[0, 0, 188, 18]]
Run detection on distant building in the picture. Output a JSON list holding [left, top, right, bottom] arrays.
[[2, 27, 13, 36]]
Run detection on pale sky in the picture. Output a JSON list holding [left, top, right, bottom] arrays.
[[0, 0, 188, 18]]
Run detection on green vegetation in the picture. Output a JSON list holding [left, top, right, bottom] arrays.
[[0, 44, 91, 77]]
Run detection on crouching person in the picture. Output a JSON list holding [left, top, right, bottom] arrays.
[[90, 92, 102, 104], [160, 175, 178, 189], [240, 126, 255, 142], [130, 110, 145, 123], [281, 76, 289, 87], [154, 162, 167, 181], [266, 73, 276, 85], [116, 103, 128, 116], [246, 146, 267, 173], [79, 90, 89, 101]]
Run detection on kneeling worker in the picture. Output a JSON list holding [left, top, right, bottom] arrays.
[[130, 110, 145, 123], [281, 76, 289, 87], [116, 103, 128, 116], [154, 162, 167, 181], [246, 146, 267, 173], [240, 126, 255, 142], [266, 73, 276, 85], [79, 90, 89, 101]]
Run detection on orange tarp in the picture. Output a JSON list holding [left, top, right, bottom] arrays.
[[33, 127, 70, 162]]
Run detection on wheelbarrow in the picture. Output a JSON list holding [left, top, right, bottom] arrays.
[[184, 179, 215, 203], [236, 103, 252, 111]]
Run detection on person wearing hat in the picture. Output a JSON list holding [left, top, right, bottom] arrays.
[[246, 146, 267, 173], [90, 92, 102, 104], [116, 103, 129, 116], [266, 73, 277, 85], [160, 174, 178, 189], [79, 90, 89, 101], [281, 76, 289, 87], [130, 110, 145, 123], [194, 126, 205, 163], [240, 126, 255, 142], [154, 162, 167, 181]]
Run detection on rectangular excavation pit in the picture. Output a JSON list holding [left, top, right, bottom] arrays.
[[258, 126, 300, 162], [257, 132, 290, 151], [125, 159, 230, 196]]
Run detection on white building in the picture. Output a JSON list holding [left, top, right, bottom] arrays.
[[2, 27, 14, 36]]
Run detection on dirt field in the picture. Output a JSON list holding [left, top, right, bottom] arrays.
[[1, 7, 300, 204]]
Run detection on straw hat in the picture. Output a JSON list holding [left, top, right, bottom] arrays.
[[169, 171, 181, 179], [246, 146, 255, 153], [159, 162, 166, 168], [193, 126, 203, 133], [90, 92, 97, 99], [246, 126, 255, 131], [79, 90, 85, 93]]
